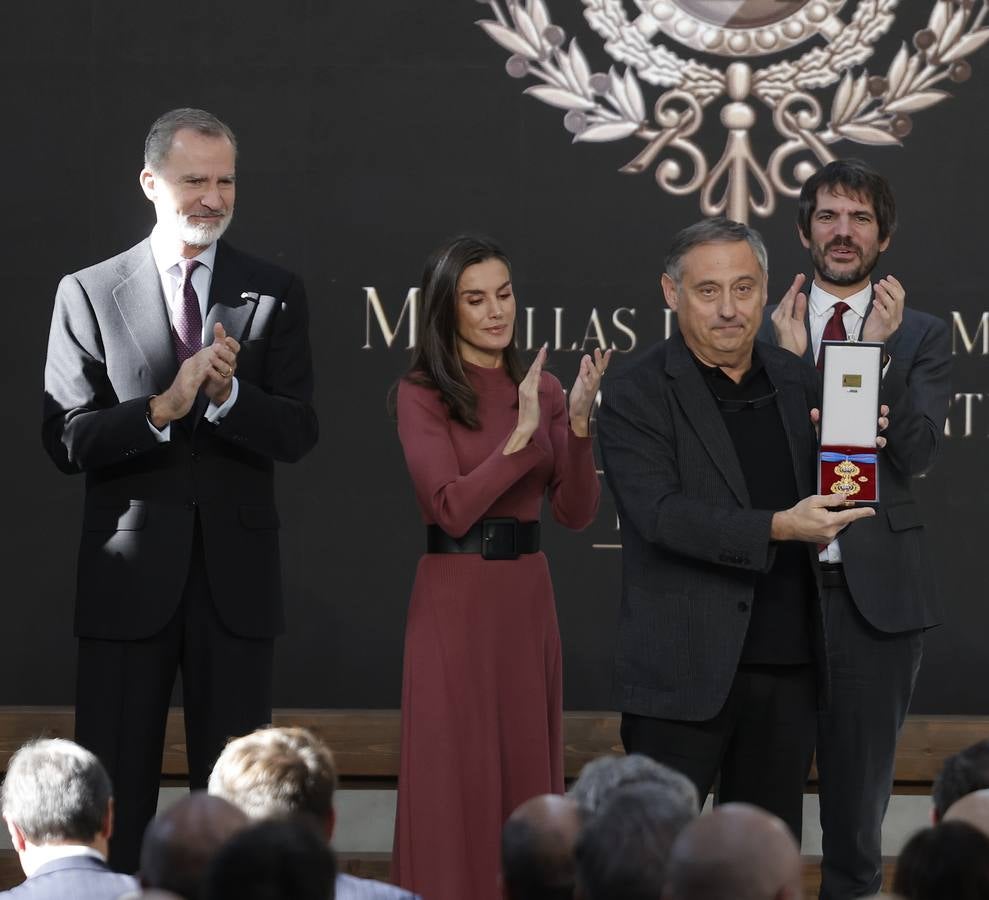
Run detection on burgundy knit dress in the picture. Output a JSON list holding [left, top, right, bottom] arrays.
[[392, 362, 600, 900]]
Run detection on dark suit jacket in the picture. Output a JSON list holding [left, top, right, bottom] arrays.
[[598, 333, 821, 721], [760, 294, 951, 633], [42, 238, 318, 640], [0, 854, 137, 900]]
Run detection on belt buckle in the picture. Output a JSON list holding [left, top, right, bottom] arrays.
[[481, 517, 519, 560]]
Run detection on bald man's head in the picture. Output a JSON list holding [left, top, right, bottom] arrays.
[[502, 794, 582, 900], [943, 787, 989, 839], [140, 792, 248, 900], [664, 803, 802, 900]]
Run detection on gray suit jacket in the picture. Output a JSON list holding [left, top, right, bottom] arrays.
[[42, 238, 318, 640], [0, 855, 137, 900], [598, 333, 821, 721], [760, 293, 952, 632]]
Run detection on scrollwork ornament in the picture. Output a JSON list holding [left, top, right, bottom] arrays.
[[476, 0, 989, 221]]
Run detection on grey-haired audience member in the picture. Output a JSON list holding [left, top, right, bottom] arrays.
[[892, 820, 989, 900], [568, 753, 700, 817], [0, 738, 138, 900], [575, 782, 698, 900], [502, 795, 582, 900], [932, 739, 989, 822], [208, 726, 419, 899], [138, 793, 248, 900], [664, 803, 802, 900], [204, 816, 336, 900]]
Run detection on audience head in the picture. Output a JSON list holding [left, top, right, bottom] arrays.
[[943, 788, 989, 840], [664, 802, 802, 900], [502, 794, 582, 900], [204, 815, 337, 900], [933, 739, 989, 822], [569, 753, 700, 817], [139, 792, 248, 900], [576, 782, 698, 900], [1, 738, 113, 872], [208, 726, 337, 837], [893, 820, 989, 900]]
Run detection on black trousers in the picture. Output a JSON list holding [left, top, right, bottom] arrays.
[[74, 518, 274, 873], [816, 580, 923, 900], [621, 663, 817, 840]]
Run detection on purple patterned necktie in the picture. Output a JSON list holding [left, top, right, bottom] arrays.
[[172, 259, 202, 363]]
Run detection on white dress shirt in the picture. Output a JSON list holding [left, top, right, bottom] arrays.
[[146, 227, 239, 439], [20, 843, 105, 878]]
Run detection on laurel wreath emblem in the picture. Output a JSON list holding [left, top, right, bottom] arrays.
[[477, 0, 989, 221]]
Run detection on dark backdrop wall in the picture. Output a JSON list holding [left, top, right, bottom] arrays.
[[4, 1, 987, 712]]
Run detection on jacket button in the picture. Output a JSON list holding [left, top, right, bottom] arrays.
[[737, 601, 749, 612], [187, 499, 198, 510], [190, 449, 199, 460]]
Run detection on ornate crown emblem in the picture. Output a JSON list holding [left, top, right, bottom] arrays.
[[477, 1, 989, 221]]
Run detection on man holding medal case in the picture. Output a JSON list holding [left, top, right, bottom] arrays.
[[767, 159, 952, 900]]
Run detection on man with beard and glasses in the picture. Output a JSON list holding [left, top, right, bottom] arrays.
[[764, 158, 951, 900], [42, 107, 318, 873]]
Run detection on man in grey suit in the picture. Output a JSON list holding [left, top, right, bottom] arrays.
[[767, 159, 951, 899], [0, 739, 138, 900], [42, 108, 318, 872], [598, 218, 875, 840]]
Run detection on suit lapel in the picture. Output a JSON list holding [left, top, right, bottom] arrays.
[[112, 241, 177, 393], [666, 335, 750, 507], [204, 241, 259, 343]]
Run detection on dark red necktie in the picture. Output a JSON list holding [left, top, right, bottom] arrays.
[[172, 259, 202, 364], [816, 301, 850, 371]]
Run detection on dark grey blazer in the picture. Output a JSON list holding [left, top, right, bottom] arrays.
[[0, 854, 137, 900], [598, 333, 821, 721], [42, 238, 318, 640], [760, 294, 952, 632]]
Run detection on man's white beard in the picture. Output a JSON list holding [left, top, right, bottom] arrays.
[[178, 213, 231, 248]]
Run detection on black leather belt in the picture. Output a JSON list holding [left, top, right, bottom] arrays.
[[820, 562, 847, 589], [427, 519, 540, 560]]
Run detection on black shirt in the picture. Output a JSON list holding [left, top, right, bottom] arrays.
[[691, 349, 815, 665]]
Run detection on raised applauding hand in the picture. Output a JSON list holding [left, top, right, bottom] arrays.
[[568, 347, 613, 437]]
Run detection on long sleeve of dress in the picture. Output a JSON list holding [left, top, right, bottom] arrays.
[[397, 379, 545, 537], [545, 376, 600, 530]]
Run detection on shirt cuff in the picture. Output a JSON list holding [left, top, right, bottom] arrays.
[[146, 415, 171, 442], [206, 377, 239, 423]]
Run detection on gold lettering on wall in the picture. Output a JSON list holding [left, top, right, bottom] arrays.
[[363, 287, 419, 350], [951, 311, 989, 355], [364, 288, 639, 353]]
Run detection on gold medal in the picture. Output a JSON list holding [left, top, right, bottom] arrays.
[[834, 460, 860, 478], [830, 479, 861, 496]]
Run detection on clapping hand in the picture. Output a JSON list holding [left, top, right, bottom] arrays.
[[568, 348, 613, 437], [203, 322, 241, 405], [771, 274, 809, 357], [861, 276, 904, 344], [504, 345, 547, 455]]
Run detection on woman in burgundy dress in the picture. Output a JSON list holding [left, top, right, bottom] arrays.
[[392, 235, 609, 900]]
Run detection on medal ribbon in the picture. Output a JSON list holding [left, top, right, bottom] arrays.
[[819, 453, 877, 464]]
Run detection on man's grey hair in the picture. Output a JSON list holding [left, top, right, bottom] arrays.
[[144, 107, 237, 172], [1, 738, 111, 844], [208, 727, 337, 822], [665, 217, 769, 288], [569, 753, 700, 817]]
